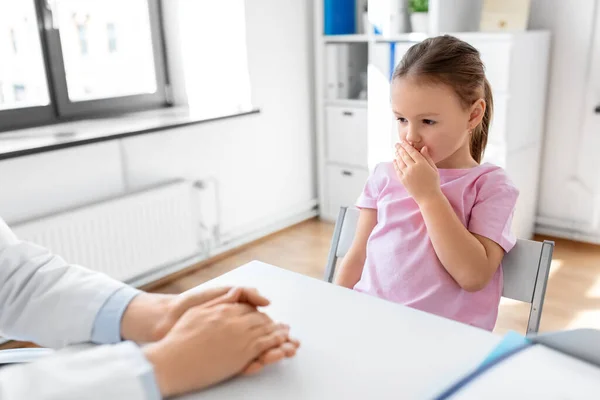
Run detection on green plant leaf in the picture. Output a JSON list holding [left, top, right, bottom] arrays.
[[409, 0, 428, 13]]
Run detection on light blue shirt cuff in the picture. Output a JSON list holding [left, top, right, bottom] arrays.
[[140, 368, 162, 400], [91, 286, 142, 344], [133, 346, 162, 400]]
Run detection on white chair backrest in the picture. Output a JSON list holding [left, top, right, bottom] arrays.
[[334, 207, 547, 304], [335, 207, 360, 259], [502, 240, 545, 302]]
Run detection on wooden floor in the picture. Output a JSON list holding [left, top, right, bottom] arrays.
[[152, 219, 335, 294], [153, 218, 600, 335]]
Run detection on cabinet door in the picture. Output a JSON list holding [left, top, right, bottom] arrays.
[[324, 164, 369, 219], [571, 2, 600, 233], [471, 39, 512, 93], [326, 106, 368, 167], [488, 92, 509, 149], [536, 0, 600, 238]]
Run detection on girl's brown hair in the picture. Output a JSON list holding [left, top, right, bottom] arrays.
[[392, 35, 492, 163]]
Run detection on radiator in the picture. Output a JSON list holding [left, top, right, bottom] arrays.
[[11, 180, 204, 283]]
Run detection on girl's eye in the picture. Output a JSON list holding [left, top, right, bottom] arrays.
[[397, 117, 407, 123], [423, 119, 436, 125]]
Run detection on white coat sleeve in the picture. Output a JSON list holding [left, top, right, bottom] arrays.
[[0, 341, 161, 400], [0, 217, 130, 348]]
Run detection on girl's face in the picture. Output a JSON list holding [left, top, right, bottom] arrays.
[[391, 77, 485, 168]]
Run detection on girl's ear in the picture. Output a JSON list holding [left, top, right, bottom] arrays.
[[468, 99, 486, 130]]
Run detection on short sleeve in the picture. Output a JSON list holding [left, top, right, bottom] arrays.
[[356, 164, 381, 209], [468, 171, 519, 253]]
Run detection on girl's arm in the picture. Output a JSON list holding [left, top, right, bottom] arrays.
[[335, 208, 377, 288], [418, 195, 505, 292], [395, 141, 505, 292]]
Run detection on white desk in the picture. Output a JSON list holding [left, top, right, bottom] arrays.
[[181, 261, 500, 399]]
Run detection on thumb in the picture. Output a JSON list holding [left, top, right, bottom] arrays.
[[178, 287, 269, 314], [236, 288, 270, 307], [197, 287, 246, 309], [421, 147, 436, 169], [199, 287, 270, 309], [179, 287, 243, 314], [174, 287, 232, 314]]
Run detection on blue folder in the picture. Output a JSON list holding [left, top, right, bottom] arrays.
[[324, 0, 356, 35]]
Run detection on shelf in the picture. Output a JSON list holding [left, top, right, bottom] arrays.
[[324, 99, 367, 108], [323, 31, 548, 44], [375, 33, 429, 43], [323, 34, 370, 43], [373, 31, 549, 43], [322, 33, 426, 44]]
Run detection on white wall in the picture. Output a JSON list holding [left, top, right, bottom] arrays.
[[529, 0, 599, 235], [0, 142, 126, 224], [0, 0, 317, 245]]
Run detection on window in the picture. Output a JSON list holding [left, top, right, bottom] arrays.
[[0, 0, 167, 132], [107, 23, 117, 53], [76, 21, 89, 56], [56, 0, 159, 103], [9, 28, 18, 54], [0, 0, 51, 116]]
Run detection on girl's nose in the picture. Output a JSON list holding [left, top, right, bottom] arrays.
[[405, 129, 421, 144]]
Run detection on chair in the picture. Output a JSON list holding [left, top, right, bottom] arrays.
[[324, 207, 555, 334]]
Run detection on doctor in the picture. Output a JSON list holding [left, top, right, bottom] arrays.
[[0, 217, 299, 399]]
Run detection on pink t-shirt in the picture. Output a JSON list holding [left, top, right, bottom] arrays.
[[354, 162, 519, 330]]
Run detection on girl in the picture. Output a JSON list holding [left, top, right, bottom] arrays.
[[335, 35, 519, 331]]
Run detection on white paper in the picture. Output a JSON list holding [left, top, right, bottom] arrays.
[[0, 348, 55, 365]]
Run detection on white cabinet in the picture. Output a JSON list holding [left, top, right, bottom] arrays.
[[321, 102, 368, 219], [324, 165, 369, 218], [504, 146, 543, 243], [463, 32, 551, 239], [488, 93, 509, 149], [325, 105, 368, 167], [475, 40, 512, 92]]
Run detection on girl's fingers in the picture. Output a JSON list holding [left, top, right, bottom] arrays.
[[400, 140, 423, 164], [421, 147, 437, 169], [393, 159, 404, 176]]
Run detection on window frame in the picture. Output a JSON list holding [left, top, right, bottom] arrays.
[[0, 0, 169, 133]]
